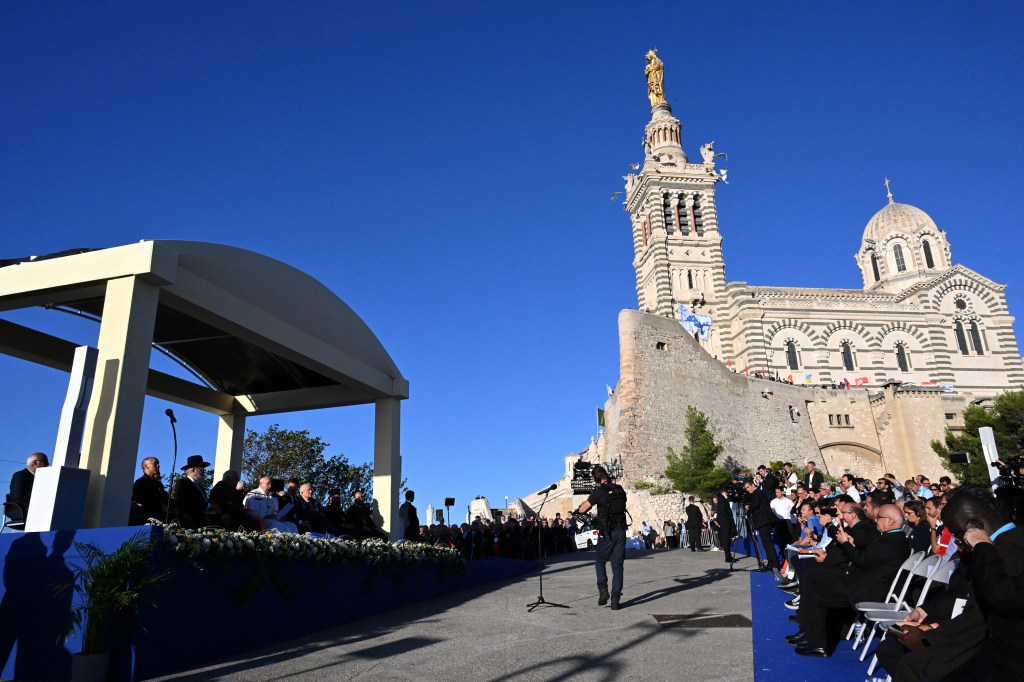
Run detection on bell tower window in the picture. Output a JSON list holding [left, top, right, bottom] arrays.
[[841, 342, 855, 372], [687, 270, 694, 289], [922, 240, 935, 268], [870, 253, 880, 282], [954, 321, 969, 355], [786, 341, 799, 371], [969, 321, 985, 355], [893, 244, 907, 272], [895, 343, 910, 372], [663, 195, 674, 230]]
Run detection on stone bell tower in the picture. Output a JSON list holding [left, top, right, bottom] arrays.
[[624, 50, 728, 332]]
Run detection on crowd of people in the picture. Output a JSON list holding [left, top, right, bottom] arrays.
[[123, 454, 391, 539], [740, 460, 1024, 681], [8, 449, 1023, 678]]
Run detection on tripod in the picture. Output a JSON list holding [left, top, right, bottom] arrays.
[[527, 489, 569, 612], [745, 516, 770, 571]]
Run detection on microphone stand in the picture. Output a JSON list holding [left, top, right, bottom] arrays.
[[164, 410, 179, 525], [527, 488, 569, 612]]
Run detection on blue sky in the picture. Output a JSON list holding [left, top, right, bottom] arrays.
[[2, 3, 1023, 520]]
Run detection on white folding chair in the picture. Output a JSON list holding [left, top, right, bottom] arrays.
[[863, 558, 958, 671], [847, 551, 928, 649]]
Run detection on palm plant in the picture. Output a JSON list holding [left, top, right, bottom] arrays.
[[57, 532, 169, 655]]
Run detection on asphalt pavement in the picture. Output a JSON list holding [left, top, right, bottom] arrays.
[[156, 547, 758, 681]]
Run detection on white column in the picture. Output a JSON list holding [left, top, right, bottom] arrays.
[[213, 412, 247, 484], [373, 397, 402, 540], [80, 276, 160, 528]]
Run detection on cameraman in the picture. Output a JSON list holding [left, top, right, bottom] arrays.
[[575, 465, 628, 610]]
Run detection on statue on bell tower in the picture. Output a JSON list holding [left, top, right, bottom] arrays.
[[645, 50, 667, 109]]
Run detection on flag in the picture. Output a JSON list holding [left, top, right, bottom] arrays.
[[843, 378, 851, 389], [854, 377, 869, 387], [786, 374, 794, 383], [606, 384, 615, 397], [677, 304, 713, 341], [804, 374, 813, 384], [939, 383, 955, 393], [920, 381, 937, 387], [744, 363, 749, 376], [597, 408, 606, 427]]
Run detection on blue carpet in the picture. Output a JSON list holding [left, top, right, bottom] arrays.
[[750, 571, 881, 681]]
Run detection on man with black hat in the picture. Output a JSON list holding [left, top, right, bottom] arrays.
[[574, 465, 628, 610], [174, 455, 211, 529]]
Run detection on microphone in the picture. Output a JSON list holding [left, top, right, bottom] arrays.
[[165, 408, 177, 424], [544, 483, 558, 493]]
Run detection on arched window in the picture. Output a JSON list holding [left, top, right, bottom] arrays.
[[786, 341, 799, 371], [893, 244, 907, 272], [954, 321, 969, 355], [663, 195, 674, 229], [841, 342, 855, 372], [687, 270, 694, 289], [970, 321, 985, 355], [895, 343, 910, 372], [870, 252, 880, 282], [922, 240, 935, 269]]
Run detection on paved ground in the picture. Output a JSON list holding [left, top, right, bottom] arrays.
[[158, 549, 758, 681]]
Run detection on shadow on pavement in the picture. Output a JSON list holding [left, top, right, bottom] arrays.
[[626, 567, 733, 607]]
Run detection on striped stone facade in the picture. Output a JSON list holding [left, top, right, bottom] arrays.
[[624, 104, 1024, 401]]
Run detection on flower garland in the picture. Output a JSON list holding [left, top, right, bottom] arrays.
[[148, 521, 464, 570]]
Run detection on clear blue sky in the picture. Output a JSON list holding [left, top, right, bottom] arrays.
[[2, 3, 1023, 520]]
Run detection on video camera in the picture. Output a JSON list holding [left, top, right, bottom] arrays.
[[993, 456, 1024, 488]]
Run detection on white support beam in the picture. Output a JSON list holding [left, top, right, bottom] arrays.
[[80, 276, 160, 528], [372, 397, 401, 540], [213, 412, 247, 484]]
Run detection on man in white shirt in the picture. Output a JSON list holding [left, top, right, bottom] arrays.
[[782, 462, 799, 494], [839, 473, 862, 502], [243, 476, 298, 533], [769, 485, 795, 544]]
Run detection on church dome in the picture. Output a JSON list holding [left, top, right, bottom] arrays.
[[856, 189, 951, 291], [862, 200, 938, 245]]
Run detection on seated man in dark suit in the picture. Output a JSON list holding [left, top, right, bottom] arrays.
[[783, 501, 871, 597], [295, 483, 336, 534], [173, 455, 211, 529], [790, 503, 909, 657], [884, 487, 1024, 682], [7, 453, 48, 522], [345, 490, 387, 541], [130, 456, 168, 525], [209, 469, 260, 531]]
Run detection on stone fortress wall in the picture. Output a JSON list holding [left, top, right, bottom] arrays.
[[521, 307, 965, 529], [595, 308, 962, 526]]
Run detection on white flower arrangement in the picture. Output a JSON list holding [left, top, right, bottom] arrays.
[[148, 521, 464, 570]]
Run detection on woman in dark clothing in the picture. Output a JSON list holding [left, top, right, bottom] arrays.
[[904, 500, 931, 554]]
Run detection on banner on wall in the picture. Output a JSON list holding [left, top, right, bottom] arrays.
[[678, 304, 713, 341]]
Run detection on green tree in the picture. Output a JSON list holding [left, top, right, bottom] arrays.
[[241, 424, 374, 502], [664, 406, 731, 498], [932, 389, 1024, 485]]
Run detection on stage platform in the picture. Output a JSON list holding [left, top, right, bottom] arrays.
[[0, 526, 533, 681]]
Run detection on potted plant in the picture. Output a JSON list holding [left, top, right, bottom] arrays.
[[57, 531, 168, 681]]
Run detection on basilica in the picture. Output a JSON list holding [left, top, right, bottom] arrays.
[[627, 80, 1023, 395], [520, 53, 1024, 523]]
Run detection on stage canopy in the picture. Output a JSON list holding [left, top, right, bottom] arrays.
[[0, 241, 408, 531]]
